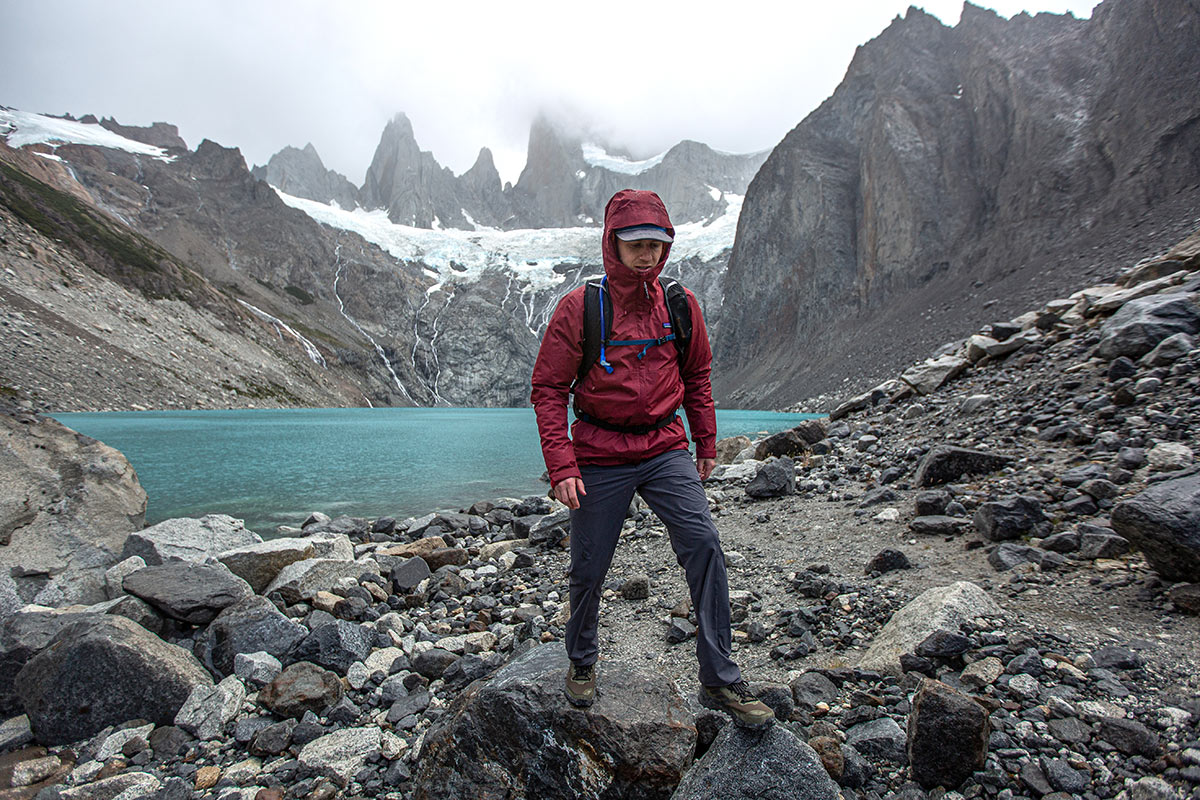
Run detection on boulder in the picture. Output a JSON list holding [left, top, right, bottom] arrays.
[[122, 513, 260, 566], [973, 496, 1052, 542], [845, 716, 907, 763], [174, 674, 246, 740], [298, 726, 383, 788], [746, 457, 796, 498], [0, 609, 90, 717], [1096, 293, 1200, 360], [899, 355, 969, 395], [913, 446, 1013, 487], [0, 411, 146, 608], [1111, 473, 1200, 581], [264, 558, 380, 605], [122, 562, 252, 625], [289, 619, 374, 673], [390, 556, 432, 593], [671, 723, 840, 800], [1141, 332, 1195, 366], [217, 537, 317, 593], [378, 536, 448, 560], [258, 661, 344, 718], [54, 772, 162, 799], [715, 436, 751, 465], [1146, 442, 1194, 472], [15, 615, 213, 745], [909, 516, 972, 537], [857, 582, 1004, 675], [754, 430, 810, 460], [412, 643, 695, 800], [529, 509, 571, 546], [194, 595, 307, 677], [989, 543, 1064, 571], [907, 678, 990, 789]]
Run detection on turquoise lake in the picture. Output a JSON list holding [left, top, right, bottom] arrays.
[[52, 408, 819, 534]]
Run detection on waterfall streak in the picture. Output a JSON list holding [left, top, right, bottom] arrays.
[[331, 243, 415, 403], [236, 300, 327, 367]]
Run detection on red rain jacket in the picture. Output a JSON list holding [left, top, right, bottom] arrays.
[[530, 189, 717, 487]]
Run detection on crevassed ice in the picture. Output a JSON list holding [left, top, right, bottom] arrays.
[[0, 108, 175, 162], [275, 188, 743, 291]]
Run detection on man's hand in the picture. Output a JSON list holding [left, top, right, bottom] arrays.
[[553, 477, 587, 509], [697, 458, 716, 481]]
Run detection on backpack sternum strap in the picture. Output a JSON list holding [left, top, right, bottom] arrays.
[[574, 276, 693, 386]]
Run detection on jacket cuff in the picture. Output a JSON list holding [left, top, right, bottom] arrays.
[[550, 466, 583, 487]]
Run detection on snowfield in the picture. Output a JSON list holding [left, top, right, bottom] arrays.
[[0, 108, 175, 162]]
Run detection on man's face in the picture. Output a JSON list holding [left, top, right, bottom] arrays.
[[616, 238, 664, 272]]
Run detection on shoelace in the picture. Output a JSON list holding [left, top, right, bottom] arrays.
[[573, 664, 594, 681], [724, 680, 757, 702]]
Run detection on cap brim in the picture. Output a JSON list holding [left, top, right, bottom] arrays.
[[614, 225, 673, 243]]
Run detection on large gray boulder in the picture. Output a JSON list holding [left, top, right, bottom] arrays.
[[1097, 292, 1200, 360], [913, 446, 1013, 487], [194, 595, 308, 677], [0, 412, 146, 609], [289, 619, 374, 674], [216, 537, 317, 594], [973, 496, 1052, 541], [1111, 473, 1200, 581], [671, 723, 839, 800], [15, 615, 213, 745], [265, 558, 379, 605], [857, 582, 1004, 675], [298, 727, 383, 788], [0, 610, 91, 717], [413, 643, 696, 800], [746, 457, 796, 498], [899, 355, 969, 395], [121, 514, 260, 566], [122, 562, 253, 625]]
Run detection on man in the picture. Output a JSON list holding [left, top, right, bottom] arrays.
[[530, 189, 774, 729]]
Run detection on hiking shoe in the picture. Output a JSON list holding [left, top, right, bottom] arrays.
[[699, 680, 775, 729], [565, 662, 596, 707]]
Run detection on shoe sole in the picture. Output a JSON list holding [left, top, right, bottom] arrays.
[[698, 691, 775, 729], [565, 686, 596, 708]]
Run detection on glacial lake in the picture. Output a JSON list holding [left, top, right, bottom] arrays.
[[51, 407, 820, 535]]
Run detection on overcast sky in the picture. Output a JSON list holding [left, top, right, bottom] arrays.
[[2, 0, 1099, 186]]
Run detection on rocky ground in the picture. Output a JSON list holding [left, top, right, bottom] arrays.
[[0, 232, 1197, 800]]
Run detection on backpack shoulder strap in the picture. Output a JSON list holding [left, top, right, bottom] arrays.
[[576, 279, 612, 387], [658, 276, 692, 360]]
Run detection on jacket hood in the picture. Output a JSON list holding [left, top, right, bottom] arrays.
[[601, 190, 674, 290]]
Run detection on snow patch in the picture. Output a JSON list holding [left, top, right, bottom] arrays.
[[581, 143, 667, 175], [0, 108, 175, 162]]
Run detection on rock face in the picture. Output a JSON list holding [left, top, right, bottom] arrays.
[[671, 723, 839, 800], [0, 411, 146, 609], [1111, 473, 1200, 581], [15, 615, 213, 745], [249, 143, 358, 209], [714, 0, 1200, 407], [413, 643, 696, 800]]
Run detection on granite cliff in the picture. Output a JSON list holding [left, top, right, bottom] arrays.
[[713, 0, 1200, 408]]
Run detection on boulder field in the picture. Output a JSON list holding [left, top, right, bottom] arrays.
[[0, 234, 1197, 798]]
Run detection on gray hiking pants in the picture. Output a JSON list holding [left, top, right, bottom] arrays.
[[565, 448, 741, 687]]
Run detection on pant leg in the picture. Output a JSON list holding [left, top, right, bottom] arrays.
[[564, 462, 638, 666], [635, 449, 742, 687]]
